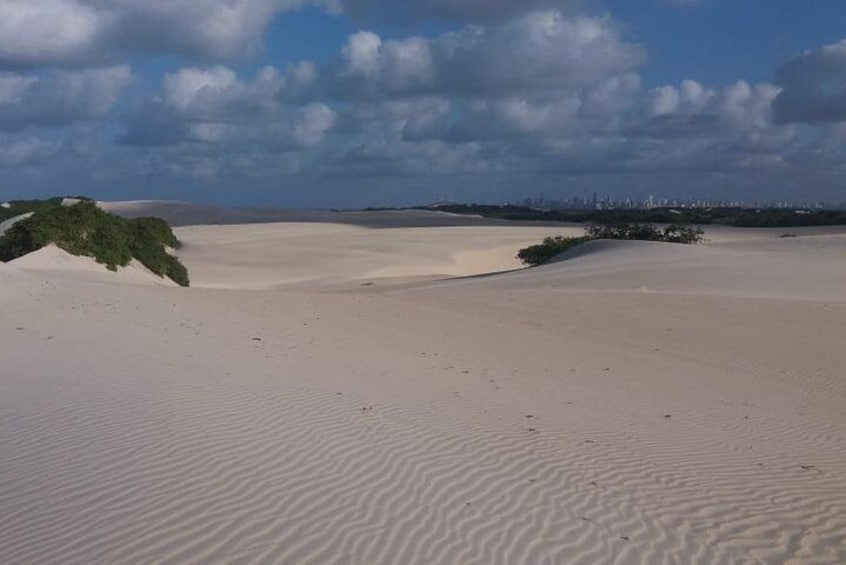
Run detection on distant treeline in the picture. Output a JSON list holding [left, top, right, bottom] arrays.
[[411, 204, 846, 228]]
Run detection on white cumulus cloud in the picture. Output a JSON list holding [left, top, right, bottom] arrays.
[[332, 11, 645, 99]]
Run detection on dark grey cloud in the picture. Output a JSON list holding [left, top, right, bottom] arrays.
[[633, 80, 780, 138], [0, 1, 586, 67], [0, 0, 336, 67], [121, 65, 334, 148], [773, 40, 846, 124], [0, 133, 59, 166], [339, 0, 581, 24], [0, 66, 131, 131]]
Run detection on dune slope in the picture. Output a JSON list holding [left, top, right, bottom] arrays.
[[174, 222, 582, 289], [8, 244, 177, 286]]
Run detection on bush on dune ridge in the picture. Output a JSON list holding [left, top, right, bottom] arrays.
[[517, 236, 593, 266], [0, 200, 190, 286], [518, 223, 705, 266], [0, 197, 67, 223]]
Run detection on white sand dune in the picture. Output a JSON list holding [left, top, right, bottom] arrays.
[[174, 222, 583, 289], [9, 244, 177, 286], [427, 235, 846, 301], [1, 213, 845, 564]]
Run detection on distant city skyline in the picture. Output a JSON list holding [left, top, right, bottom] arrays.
[[1, 1, 845, 207], [508, 193, 840, 211]]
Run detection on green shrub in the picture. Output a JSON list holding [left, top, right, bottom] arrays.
[[130, 216, 182, 249], [0, 197, 66, 223], [517, 236, 592, 266], [0, 220, 39, 262], [661, 224, 705, 244], [518, 222, 705, 266], [586, 222, 661, 241], [127, 216, 189, 285], [163, 254, 190, 287], [0, 200, 189, 286]]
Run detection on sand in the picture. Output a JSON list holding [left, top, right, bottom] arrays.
[[1, 211, 844, 564], [8, 244, 177, 287], [175, 222, 583, 289]]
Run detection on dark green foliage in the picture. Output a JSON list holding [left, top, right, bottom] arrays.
[[586, 223, 663, 241], [518, 223, 705, 266], [126, 218, 189, 286], [0, 197, 66, 222], [129, 216, 182, 250], [0, 200, 189, 286], [0, 220, 39, 262], [661, 224, 705, 244], [517, 236, 592, 266], [728, 209, 846, 227], [0, 200, 131, 269], [585, 223, 704, 244], [163, 255, 190, 287]]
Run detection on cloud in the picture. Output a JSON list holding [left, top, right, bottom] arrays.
[[339, 0, 580, 24], [160, 65, 291, 117], [772, 39, 846, 124], [2, 3, 844, 206], [325, 68, 796, 195], [331, 11, 645, 99], [100, 0, 332, 61], [0, 134, 59, 167], [114, 9, 805, 203], [0, 0, 103, 67], [0, 0, 337, 66], [122, 64, 334, 148], [432, 72, 640, 143], [0, 66, 132, 131], [601, 78, 805, 184], [638, 79, 780, 136], [324, 8, 647, 167]]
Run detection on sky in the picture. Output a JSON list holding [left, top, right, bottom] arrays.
[[1, 0, 845, 207]]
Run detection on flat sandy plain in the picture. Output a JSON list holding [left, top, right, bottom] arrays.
[[1, 202, 845, 564]]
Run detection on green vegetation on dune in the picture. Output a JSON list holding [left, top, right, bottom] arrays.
[[584, 223, 705, 243], [127, 217, 188, 286], [517, 236, 592, 266], [0, 199, 189, 286], [518, 223, 705, 266], [0, 197, 67, 223]]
